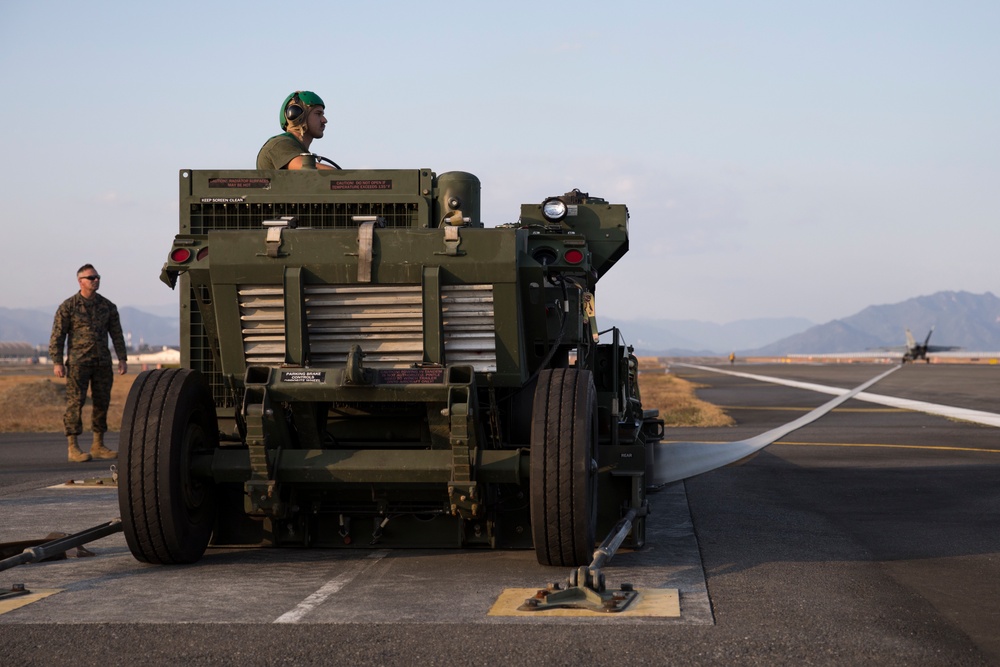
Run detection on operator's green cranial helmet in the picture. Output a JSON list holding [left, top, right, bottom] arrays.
[[280, 90, 325, 130]]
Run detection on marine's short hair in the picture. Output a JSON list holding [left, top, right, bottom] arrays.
[[76, 263, 96, 276]]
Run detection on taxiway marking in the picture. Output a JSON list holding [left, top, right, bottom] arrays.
[[678, 364, 1000, 428], [274, 550, 389, 623], [662, 440, 1000, 454], [776, 441, 1000, 454], [720, 406, 906, 413]]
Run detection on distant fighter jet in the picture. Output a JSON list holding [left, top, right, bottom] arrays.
[[889, 327, 961, 363]]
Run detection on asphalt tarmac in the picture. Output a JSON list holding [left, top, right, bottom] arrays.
[[0, 362, 997, 666]]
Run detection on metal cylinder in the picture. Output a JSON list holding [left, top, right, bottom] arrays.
[[436, 171, 481, 227]]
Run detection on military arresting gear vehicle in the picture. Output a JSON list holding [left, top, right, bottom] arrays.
[[118, 168, 664, 569]]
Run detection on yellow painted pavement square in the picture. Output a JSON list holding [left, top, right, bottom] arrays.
[[489, 588, 680, 617], [0, 589, 62, 615]]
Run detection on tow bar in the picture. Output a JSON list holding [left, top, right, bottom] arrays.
[[0, 519, 123, 601]]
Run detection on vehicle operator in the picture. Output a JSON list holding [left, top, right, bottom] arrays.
[[256, 90, 339, 170]]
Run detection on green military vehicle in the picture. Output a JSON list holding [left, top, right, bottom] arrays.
[[117, 168, 663, 569]]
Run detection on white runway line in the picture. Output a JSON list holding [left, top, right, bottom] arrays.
[[652, 365, 900, 484], [274, 550, 390, 623], [679, 364, 1000, 428]]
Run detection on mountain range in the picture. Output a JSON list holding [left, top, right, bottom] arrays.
[[607, 291, 1000, 355], [748, 291, 1000, 356], [3, 290, 998, 356], [1, 305, 179, 350]]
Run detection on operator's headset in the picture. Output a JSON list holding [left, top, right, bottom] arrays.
[[283, 92, 307, 125], [282, 91, 341, 169]]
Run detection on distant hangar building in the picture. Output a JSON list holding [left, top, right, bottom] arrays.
[[0, 342, 37, 362]]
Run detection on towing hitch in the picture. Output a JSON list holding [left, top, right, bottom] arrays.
[[519, 504, 646, 613]]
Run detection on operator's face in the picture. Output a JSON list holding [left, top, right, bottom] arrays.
[[306, 106, 327, 139]]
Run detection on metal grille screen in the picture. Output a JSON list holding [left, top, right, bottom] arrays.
[[189, 202, 418, 234]]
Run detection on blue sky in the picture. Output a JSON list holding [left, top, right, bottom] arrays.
[[2, 1, 997, 323]]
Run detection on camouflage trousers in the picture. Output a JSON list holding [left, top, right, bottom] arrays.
[[63, 364, 115, 436]]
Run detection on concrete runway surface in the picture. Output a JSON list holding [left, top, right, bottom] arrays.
[[0, 362, 997, 666]]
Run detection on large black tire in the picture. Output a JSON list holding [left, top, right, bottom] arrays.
[[530, 368, 598, 566], [118, 369, 219, 564]]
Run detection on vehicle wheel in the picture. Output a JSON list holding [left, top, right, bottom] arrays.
[[118, 369, 218, 564], [530, 368, 598, 566]]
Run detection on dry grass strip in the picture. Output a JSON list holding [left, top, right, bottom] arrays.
[[0, 374, 137, 433], [636, 358, 734, 428], [0, 361, 730, 433]]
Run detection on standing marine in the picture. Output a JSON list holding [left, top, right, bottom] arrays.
[[49, 264, 128, 462]]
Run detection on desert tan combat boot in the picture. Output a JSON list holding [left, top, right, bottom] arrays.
[[90, 432, 117, 460], [68, 435, 92, 463]]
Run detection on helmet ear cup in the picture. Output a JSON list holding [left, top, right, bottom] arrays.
[[284, 102, 304, 124]]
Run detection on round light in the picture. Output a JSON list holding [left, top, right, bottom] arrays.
[[564, 249, 585, 265], [541, 198, 567, 222], [170, 248, 192, 263], [196, 247, 209, 261], [532, 248, 558, 266]]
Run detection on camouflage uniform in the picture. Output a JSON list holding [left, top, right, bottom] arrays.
[[49, 292, 128, 436]]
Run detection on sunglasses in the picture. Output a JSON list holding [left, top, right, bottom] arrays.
[[80, 275, 101, 281]]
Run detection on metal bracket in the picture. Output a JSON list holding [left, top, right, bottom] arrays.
[[61, 463, 117, 487], [446, 375, 480, 519], [518, 572, 637, 613], [260, 216, 297, 258], [355, 218, 384, 282], [437, 225, 464, 256], [344, 344, 373, 385], [583, 291, 599, 343], [242, 382, 285, 517], [244, 479, 281, 516], [448, 481, 479, 520]]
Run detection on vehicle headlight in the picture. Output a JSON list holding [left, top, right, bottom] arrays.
[[541, 198, 567, 222]]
